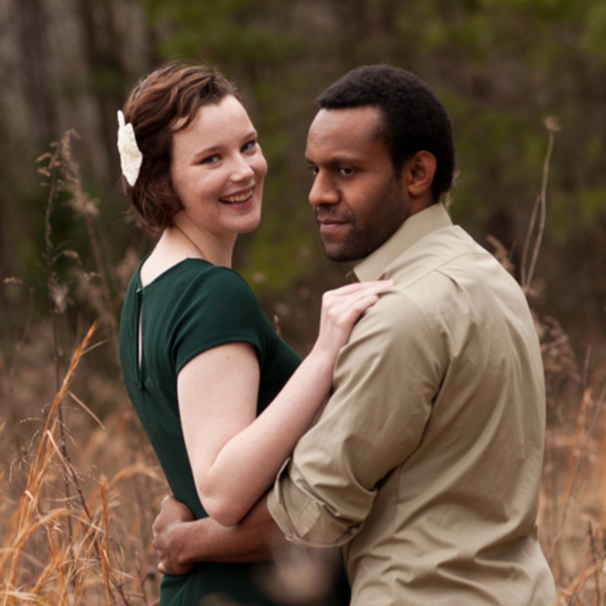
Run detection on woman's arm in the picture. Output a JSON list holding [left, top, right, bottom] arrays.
[[179, 280, 392, 526]]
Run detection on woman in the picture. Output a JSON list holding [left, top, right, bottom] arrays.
[[117, 61, 390, 605]]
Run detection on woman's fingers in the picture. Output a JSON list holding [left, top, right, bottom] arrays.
[[322, 280, 394, 320], [324, 279, 394, 300], [316, 279, 394, 352]]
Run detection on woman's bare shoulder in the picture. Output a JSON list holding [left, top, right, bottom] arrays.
[[140, 230, 203, 287]]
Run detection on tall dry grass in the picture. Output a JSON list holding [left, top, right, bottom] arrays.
[[0, 321, 167, 604], [1, 132, 166, 605], [1, 123, 605, 605]]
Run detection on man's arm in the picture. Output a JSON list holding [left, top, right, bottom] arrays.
[[152, 494, 287, 574], [268, 291, 444, 546]]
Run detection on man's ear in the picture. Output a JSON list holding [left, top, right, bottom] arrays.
[[404, 151, 437, 198]]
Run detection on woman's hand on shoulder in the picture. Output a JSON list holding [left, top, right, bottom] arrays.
[[314, 280, 395, 359]]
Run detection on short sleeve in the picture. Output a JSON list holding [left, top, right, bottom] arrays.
[[171, 266, 268, 375]]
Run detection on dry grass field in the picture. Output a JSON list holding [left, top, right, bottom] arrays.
[[1, 129, 605, 605], [1, 319, 605, 605]]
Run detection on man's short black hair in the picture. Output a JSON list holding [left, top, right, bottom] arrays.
[[317, 65, 455, 200]]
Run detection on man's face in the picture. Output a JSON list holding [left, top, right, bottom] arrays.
[[306, 107, 410, 262]]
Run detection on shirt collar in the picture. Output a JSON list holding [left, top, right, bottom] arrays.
[[353, 202, 453, 281]]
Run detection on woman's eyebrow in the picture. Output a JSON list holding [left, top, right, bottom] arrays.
[[191, 130, 258, 160]]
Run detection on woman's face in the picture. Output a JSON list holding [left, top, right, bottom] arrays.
[[170, 95, 267, 239]]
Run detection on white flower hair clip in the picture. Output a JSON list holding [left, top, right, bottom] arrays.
[[117, 110, 143, 187]]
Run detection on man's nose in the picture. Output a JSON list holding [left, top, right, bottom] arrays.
[[308, 172, 340, 208]]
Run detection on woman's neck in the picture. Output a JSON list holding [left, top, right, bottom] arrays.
[[170, 215, 236, 268]]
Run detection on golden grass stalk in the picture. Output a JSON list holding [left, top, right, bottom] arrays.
[[547, 387, 592, 563], [0, 321, 141, 605], [521, 116, 560, 293], [1, 322, 98, 605]]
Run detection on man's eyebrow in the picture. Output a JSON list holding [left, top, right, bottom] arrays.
[[306, 155, 360, 166]]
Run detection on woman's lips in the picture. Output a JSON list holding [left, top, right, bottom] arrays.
[[220, 187, 254, 205]]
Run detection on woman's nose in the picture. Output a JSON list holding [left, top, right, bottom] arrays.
[[231, 154, 255, 182]]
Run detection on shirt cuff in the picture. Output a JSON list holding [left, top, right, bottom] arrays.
[[267, 459, 361, 548]]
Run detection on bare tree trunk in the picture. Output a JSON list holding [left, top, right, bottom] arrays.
[[15, 0, 55, 146], [0, 190, 9, 287], [75, 0, 126, 188]]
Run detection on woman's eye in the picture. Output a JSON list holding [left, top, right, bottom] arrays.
[[200, 154, 220, 165], [242, 140, 257, 153]]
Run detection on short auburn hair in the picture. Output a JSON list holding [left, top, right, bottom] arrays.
[[120, 60, 239, 234]]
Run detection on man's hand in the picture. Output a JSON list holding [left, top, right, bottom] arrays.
[[152, 493, 289, 572], [152, 495, 196, 575]]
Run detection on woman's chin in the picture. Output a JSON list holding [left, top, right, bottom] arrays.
[[237, 212, 262, 234]]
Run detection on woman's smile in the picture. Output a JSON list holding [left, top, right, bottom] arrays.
[[219, 187, 255, 206]]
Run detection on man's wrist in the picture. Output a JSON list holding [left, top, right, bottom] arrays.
[[173, 519, 208, 565]]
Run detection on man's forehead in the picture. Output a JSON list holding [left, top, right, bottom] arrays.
[[306, 106, 384, 153], [310, 106, 382, 130]]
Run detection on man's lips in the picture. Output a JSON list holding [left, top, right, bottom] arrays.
[[316, 215, 349, 230]]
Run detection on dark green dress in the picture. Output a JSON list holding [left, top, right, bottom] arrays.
[[119, 258, 309, 605]]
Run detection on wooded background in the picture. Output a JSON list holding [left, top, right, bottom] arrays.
[[1, 0, 605, 363], [0, 3, 604, 601]]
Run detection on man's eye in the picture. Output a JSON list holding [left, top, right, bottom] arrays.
[[307, 165, 319, 177], [340, 167, 354, 176]]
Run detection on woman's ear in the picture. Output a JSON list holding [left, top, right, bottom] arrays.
[[404, 151, 437, 198]]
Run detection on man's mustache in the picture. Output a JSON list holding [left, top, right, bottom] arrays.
[[314, 207, 353, 223]]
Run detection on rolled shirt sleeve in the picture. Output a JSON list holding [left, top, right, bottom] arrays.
[[267, 288, 446, 547]]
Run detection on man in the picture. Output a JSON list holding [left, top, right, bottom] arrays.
[[153, 65, 557, 605]]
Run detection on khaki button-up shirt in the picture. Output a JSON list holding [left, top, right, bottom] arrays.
[[268, 203, 557, 605]]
